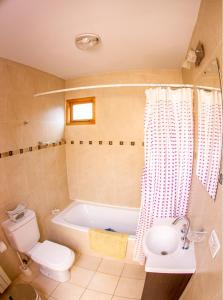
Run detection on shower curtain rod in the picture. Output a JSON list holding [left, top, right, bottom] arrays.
[[33, 83, 221, 97], [34, 83, 193, 97], [196, 85, 221, 92]]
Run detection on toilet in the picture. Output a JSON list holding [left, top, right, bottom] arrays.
[[2, 209, 75, 282]]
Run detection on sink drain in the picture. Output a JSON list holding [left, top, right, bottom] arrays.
[[161, 251, 168, 255]]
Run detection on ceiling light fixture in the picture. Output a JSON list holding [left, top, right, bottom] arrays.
[[75, 33, 101, 50]]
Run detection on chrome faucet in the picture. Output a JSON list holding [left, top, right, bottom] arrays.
[[172, 216, 190, 250]]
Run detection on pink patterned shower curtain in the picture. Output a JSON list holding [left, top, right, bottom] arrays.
[[196, 89, 222, 199], [134, 87, 194, 264]]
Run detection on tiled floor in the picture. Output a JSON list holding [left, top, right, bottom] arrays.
[[2, 254, 146, 300]]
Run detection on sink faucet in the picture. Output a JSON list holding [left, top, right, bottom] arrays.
[[172, 216, 190, 250]]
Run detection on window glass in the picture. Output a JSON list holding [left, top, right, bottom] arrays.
[[72, 102, 93, 120]]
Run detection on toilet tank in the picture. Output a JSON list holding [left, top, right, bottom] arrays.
[[1, 209, 40, 253]]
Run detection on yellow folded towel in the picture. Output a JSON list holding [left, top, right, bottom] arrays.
[[89, 228, 128, 259]]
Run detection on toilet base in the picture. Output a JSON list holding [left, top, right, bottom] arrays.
[[39, 265, 71, 282]]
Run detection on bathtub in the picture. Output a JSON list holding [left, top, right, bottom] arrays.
[[47, 200, 139, 262]]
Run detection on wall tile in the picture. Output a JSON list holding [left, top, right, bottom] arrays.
[[181, 0, 222, 298], [0, 58, 69, 281], [65, 70, 182, 207]]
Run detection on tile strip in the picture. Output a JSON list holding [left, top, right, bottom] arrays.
[[0, 139, 66, 160], [68, 139, 144, 147], [0, 138, 144, 159]]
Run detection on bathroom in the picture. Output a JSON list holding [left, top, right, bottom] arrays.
[[0, 0, 222, 299]]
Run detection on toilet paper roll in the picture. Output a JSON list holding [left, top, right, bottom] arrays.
[[0, 241, 7, 253]]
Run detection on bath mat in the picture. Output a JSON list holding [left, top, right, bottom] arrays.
[[89, 228, 128, 259]]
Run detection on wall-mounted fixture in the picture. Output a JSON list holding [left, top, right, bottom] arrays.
[[75, 33, 101, 50], [182, 42, 205, 69]]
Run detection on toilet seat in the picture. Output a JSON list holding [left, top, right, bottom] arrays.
[[29, 240, 75, 271]]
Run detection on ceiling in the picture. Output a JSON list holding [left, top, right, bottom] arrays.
[[0, 0, 201, 79]]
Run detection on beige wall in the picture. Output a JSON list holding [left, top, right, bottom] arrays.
[[181, 1, 222, 299], [0, 58, 69, 280], [1, 4, 221, 296], [65, 69, 182, 207], [182, 0, 222, 83]]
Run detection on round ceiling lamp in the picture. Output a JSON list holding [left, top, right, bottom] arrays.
[[75, 33, 101, 50]]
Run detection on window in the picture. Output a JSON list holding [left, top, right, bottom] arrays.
[[66, 97, 96, 125]]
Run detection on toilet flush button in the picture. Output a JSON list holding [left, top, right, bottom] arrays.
[[209, 230, 220, 258]]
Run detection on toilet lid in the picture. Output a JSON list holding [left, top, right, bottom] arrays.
[[31, 240, 74, 271], [10, 284, 38, 300]]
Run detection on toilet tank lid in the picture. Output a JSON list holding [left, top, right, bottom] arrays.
[[1, 209, 36, 232]]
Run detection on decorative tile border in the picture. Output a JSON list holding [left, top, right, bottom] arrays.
[[0, 139, 66, 159], [0, 138, 144, 159], [67, 139, 144, 146]]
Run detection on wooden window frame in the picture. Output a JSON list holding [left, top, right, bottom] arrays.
[[66, 97, 96, 125]]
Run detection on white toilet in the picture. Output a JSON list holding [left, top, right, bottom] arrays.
[[2, 209, 75, 282]]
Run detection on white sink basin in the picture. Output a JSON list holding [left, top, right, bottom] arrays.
[[144, 224, 180, 256], [143, 218, 196, 274]]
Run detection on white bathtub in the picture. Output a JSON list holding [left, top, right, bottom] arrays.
[[47, 201, 139, 262], [52, 200, 139, 238]]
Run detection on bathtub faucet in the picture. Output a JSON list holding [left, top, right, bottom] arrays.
[[172, 216, 190, 250]]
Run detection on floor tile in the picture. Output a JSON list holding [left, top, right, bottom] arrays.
[[121, 264, 146, 280], [81, 289, 112, 300], [98, 259, 124, 276], [70, 266, 94, 287], [88, 272, 119, 294], [52, 282, 85, 300], [76, 254, 102, 271], [32, 274, 59, 296], [115, 277, 144, 299]]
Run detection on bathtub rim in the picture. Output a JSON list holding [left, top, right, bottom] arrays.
[[72, 199, 139, 210], [51, 199, 139, 240]]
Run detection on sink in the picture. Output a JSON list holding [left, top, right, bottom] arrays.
[[143, 224, 180, 256], [143, 218, 196, 274]]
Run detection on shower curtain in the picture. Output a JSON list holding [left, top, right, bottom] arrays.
[[196, 89, 222, 199], [134, 87, 194, 264]]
